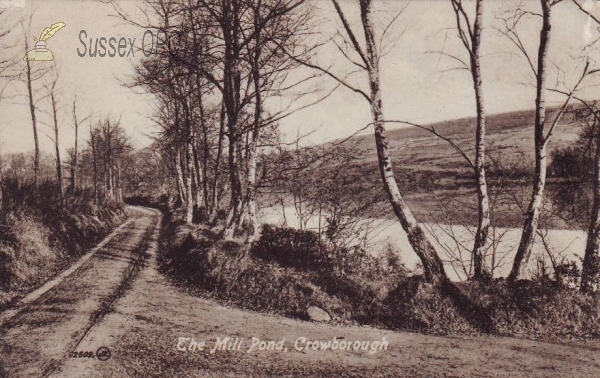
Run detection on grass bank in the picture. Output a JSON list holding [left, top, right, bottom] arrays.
[[0, 182, 128, 310]]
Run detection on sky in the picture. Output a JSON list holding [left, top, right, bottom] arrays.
[[0, 0, 599, 157]]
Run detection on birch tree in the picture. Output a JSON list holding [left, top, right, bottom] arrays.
[[509, 0, 555, 281], [231, 0, 314, 246], [300, 0, 449, 286], [444, 0, 490, 280], [501, 0, 594, 280]]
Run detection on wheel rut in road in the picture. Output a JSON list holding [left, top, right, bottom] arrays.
[[0, 207, 161, 378]]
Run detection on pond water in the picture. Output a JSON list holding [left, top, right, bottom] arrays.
[[258, 205, 586, 281]]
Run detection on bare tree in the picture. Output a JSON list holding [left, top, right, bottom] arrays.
[[21, 17, 41, 187], [0, 9, 13, 73], [292, 0, 449, 286], [123, 0, 319, 235], [0, 9, 13, 208], [573, 3, 600, 293], [443, 0, 490, 280], [499, 0, 593, 280], [44, 69, 63, 199], [69, 95, 89, 193], [580, 104, 600, 293], [509, 0, 555, 281], [98, 118, 131, 201], [88, 121, 99, 201]]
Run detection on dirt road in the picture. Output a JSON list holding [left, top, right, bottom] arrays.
[[1, 207, 599, 377]]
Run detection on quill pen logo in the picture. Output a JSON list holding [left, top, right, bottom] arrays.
[[23, 22, 66, 61]]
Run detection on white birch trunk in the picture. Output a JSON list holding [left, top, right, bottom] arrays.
[[360, 0, 448, 287], [175, 148, 186, 204], [470, 0, 490, 279], [192, 143, 203, 211], [509, 0, 552, 281], [186, 142, 194, 224]]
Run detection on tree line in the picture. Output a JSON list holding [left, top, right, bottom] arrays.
[[1, 39, 132, 207]]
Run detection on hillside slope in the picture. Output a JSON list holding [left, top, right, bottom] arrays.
[[331, 107, 582, 228], [347, 107, 579, 168]]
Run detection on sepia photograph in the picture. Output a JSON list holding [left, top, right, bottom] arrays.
[[0, 0, 600, 376]]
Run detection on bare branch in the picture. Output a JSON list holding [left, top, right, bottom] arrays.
[[330, 0, 369, 68], [426, 50, 470, 71], [544, 60, 591, 143], [573, 0, 600, 25], [333, 122, 372, 146], [280, 46, 371, 102], [383, 119, 475, 169], [496, 13, 538, 77]]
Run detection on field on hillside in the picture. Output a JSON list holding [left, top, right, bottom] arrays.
[[326, 107, 583, 229], [349, 108, 579, 166]]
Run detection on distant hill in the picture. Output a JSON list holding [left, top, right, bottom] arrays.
[[328, 105, 586, 229], [341, 106, 580, 171]]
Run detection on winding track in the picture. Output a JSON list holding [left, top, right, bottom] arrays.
[[0, 207, 160, 378]]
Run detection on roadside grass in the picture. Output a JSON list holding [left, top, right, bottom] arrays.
[[0, 181, 128, 310]]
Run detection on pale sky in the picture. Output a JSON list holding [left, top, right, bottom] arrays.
[[0, 0, 599, 156]]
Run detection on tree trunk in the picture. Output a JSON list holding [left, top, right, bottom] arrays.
[[192, 142, 203, 211], [359, 0, 448, 287], [117, 162, 122, 202], [223, 133, 242, 239], [106, 125, 114, 199], [210, 101, 226, 219], [470, 0, 490, 280], [196, 74, 210, 210], [103, 154, 108, 196], [201, 128, 210, 211], [185, 141, 194, 223], [243, 129, 259, 241], [581, 130, 600, 294], [25, 58, 39, 187], [175, 147, 186, 203], [51, 93, 63, 200], [71, 100, 79, 193], [90, 127, 98, 202], [185, 0, 211, 212], [173, 162, 183, 205], [509, 0, 552, 281], [240, 4, 263, 246], [221, 0, 244, 239], [108, 164, 114, 199]]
